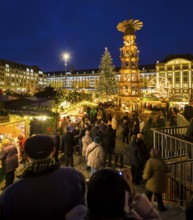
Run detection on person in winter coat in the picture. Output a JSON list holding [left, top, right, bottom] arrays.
[[50, 129, 60, 163], [143, 148, 169, 212], [0, 135, 86, 220], [128, 135, 144, 185], [90, 121, 100, 141], [122, 119, 130, 144], [74, 122, 89, 155], [0, 139, 19, 189], [61, 127, 75, 167], [103, 123, 116, 167], [136, 133, 149, 170], [82, 130, 93, 157], [111, 115, 118, 131], [85, 136, 105, 176], [17, 135, 27, 163], [82, 130, 93, 169]]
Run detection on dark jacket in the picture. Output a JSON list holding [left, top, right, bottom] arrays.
[[122, 120, 130, 133], [128, 140, 143, 168], [62, 131, 75, 156], [90, 125, 100, 140], [0, 167, 86, 220], [103, 125, 116, 152], [51, 132, 60, 155], [0, 144, 18, 173]]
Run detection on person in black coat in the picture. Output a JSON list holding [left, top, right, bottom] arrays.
[[90, 121, 100, 140], [127, 135, 143, 185], [61, 127, 75, 167], [74, 123, 89, 155], [103, 123, 116, 167], [122, 119, 130, 144], [50, 129, 60, 163]]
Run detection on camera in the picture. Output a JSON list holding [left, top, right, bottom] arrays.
[[119, 171, 123, 176]]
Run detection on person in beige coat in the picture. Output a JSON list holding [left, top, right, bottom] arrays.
[[82, 130, 93, 157], [143, 148, 169, 212], [85, 136, 105, 177], [82, 130, 93, 170]]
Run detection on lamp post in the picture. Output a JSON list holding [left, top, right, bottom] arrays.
[[62, 52, 70, 89], [63, 53, 70, 74]]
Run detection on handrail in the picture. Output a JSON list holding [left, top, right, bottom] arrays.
[[166, 159, 193, 165], [152, 126, 193, 207], [164, 159, 193, 207], [152, 126, 193, 161]]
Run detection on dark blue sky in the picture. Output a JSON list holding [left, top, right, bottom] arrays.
[[1, 0, 193, 72]]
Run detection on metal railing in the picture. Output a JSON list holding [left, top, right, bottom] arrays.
[[152, 126, 193, 207]]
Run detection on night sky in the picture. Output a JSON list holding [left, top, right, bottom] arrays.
[[1, 0, 193, 72]]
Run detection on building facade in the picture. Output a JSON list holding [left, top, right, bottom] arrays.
[[1, 55, 193, 104], [0, 60, 47, 93], [156, 56, 193, 101], [47, 69, 101, 91], [47, 56, 193, 104]]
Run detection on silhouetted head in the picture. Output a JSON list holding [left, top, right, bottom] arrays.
[[87, 169, 131, 219]]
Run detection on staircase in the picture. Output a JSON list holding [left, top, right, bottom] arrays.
[[151, 124, 193, 219]]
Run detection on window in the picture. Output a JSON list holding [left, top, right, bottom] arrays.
[[182, 65, 188, 69], [167, 66, 172, 70], [183, 71, 188, 76], [175, 65, 180, 70], [167, 72, 172, 76]]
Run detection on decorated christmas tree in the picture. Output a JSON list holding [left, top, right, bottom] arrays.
[[96, 47, 118, 98]]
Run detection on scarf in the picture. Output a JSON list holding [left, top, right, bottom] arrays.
[[23, 157, 59, 177]]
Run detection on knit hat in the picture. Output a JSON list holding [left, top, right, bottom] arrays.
[[1, 139, 11, 146], [94, 136, 100, 143], [24, 135, 54, 160]]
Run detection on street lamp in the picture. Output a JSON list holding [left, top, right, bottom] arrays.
[[63, 52, 70, 74]]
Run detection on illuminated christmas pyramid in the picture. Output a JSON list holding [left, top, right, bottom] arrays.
[[117, 18, 143, 111]]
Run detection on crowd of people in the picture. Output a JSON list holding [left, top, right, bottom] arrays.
[[0, 105, 190, 219], [0, 134, 166, 220]]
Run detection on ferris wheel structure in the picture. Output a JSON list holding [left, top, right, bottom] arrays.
[[147, 76, 171, 97]]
